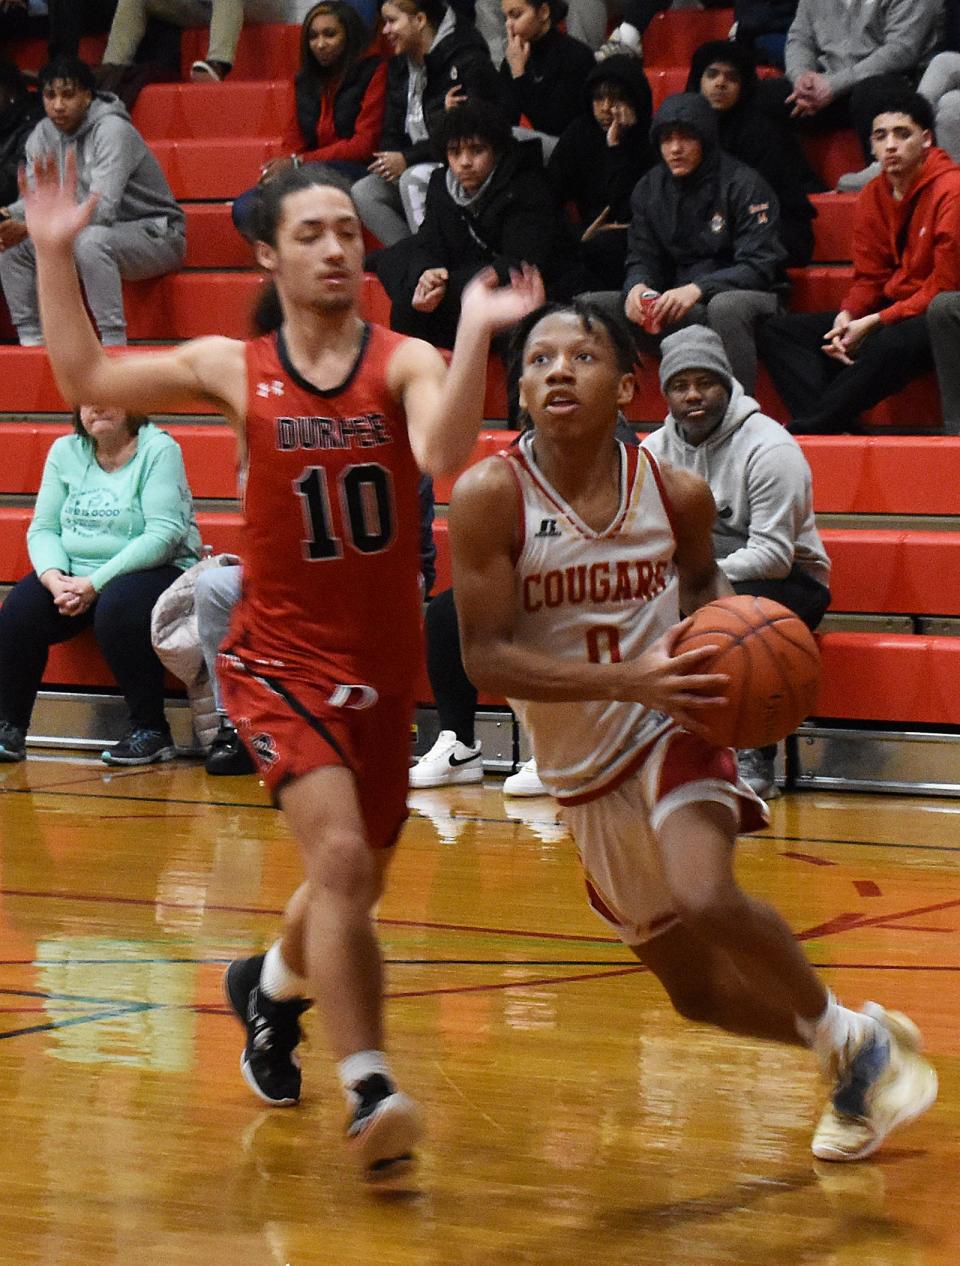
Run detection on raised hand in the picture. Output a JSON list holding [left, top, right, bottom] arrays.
[[21, 150, 98, 253], [459, 264, 545, 334]]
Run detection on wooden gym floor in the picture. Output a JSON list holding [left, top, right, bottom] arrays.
[[0, 753, 958, 1265]]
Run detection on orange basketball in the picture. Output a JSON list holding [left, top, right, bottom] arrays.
[[673, 595, 821, 749]]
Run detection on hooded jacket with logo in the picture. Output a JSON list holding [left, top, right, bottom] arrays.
[[641, 379, 830, 586], [623, 93, 787, 300], [8, 93, 183, 232], [842, 146, 960, 325]]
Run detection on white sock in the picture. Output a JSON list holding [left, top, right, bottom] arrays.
[[796, 991, 881, 1068], [616, 21, 641, 48], [338, 1049, 393, 1105], [259, 941, 309, 1002]]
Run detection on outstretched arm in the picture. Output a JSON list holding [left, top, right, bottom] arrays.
[[24, 153, 246, 423], [450, 457, 730, 734], [388, 265, 545, 477]]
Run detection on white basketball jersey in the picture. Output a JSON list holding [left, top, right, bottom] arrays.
[[503, 432, 680, 802]]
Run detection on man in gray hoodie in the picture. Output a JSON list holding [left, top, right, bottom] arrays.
[[642, 326, 831, 799], [0, 56, 184, 346]]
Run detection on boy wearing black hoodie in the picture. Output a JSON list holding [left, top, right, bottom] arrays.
[[621, 91, 787, 394]]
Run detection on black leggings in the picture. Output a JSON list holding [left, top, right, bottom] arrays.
[[0, 566, 181, 732], [425, 588, 477, 746]]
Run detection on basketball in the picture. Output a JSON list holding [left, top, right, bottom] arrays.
[[673, 595, 821, 749]]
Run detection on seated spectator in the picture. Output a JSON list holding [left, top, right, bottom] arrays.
[[231, 1, 386, 239], [733, 0, 798, 70], [0, 57, 185, 346], [642, 327, 830, 799], [686, 39, 817, 266], [498, 0, 593, 158], [99, 0, 264, 82], [0, 60, 41, 208], [780, 0, 942, 164], [547, 55, 654, 289], [758, 93, 960, 434], [352, 0, 504, 247], [372, 100, 589, 348], [0, 406, 202, 766], [621, 92, 787, 396]]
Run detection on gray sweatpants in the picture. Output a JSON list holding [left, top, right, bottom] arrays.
[[0, 220, 186, 346], [926, 291, 960, 433], [352, 163, 441, 247], [580, 287, 781, 395], [104, 0, 242, 66], [919, 52, 960, 164], [195, 563, 242, 713]]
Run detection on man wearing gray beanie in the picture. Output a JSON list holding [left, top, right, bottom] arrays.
[[643, 326, 831, 798]]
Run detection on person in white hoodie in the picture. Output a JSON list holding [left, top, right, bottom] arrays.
[[0, 56, 185, 346], [641, 325, 830, 799]]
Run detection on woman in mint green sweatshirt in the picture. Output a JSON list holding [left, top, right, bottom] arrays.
[[0, 405, 201, 766]]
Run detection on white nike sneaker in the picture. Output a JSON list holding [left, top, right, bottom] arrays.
[[409, 730, 482, 788], [811, 1003, 938, 1162], [502, 758, 548, 797]]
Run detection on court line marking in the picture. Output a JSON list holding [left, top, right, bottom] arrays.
[[7, 779, 960, 855], [1, 885, 959, 947]]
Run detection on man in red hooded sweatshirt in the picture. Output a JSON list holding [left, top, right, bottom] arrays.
[[756, 92, 960, 434]]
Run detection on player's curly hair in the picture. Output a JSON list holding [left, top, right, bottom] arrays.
[[506, 300, 638, 429]]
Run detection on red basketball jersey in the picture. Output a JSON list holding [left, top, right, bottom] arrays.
[[225, 323, 423, 693]]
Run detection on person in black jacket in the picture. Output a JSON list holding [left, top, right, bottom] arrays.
[[352, 0, 505, 246], [548, 55, 654, 289], [373, 99, 587, 347], [686, 39, 817, 266], [231, 1, 385, 239], [621, 92, 787, 394], [498, 0, 593, 155], [0, 61, 41, 211]]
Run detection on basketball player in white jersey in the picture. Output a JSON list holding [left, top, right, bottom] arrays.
[[449, 300, 937, 1162]]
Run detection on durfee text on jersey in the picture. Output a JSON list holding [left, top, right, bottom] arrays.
[[226, 323, 424, 693]]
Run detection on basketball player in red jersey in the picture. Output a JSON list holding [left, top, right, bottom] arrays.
[[450, 299, 937, 1163], [22, 154, 544, 1180]]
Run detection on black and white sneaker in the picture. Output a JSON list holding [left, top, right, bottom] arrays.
[[224, 954, 311, 1106], [0, 720, 26, 763], [346, 1073, 424, 1181], [101, 727, 177, 766]]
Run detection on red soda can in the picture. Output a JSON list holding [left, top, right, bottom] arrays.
[[640, 290, 661, 335]]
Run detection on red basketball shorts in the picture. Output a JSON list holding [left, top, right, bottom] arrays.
[[218, 650, 414, 851]]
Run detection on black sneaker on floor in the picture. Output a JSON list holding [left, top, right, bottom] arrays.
[[205, 719, 255, 776], [101, 727, 177, 766], [0, 720, 26, 763], [346, 1073, 424, 1181], [224, 954, 311, 1106]]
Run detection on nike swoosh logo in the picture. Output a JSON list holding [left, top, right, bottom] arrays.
[[449, 752, 478, 767]]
